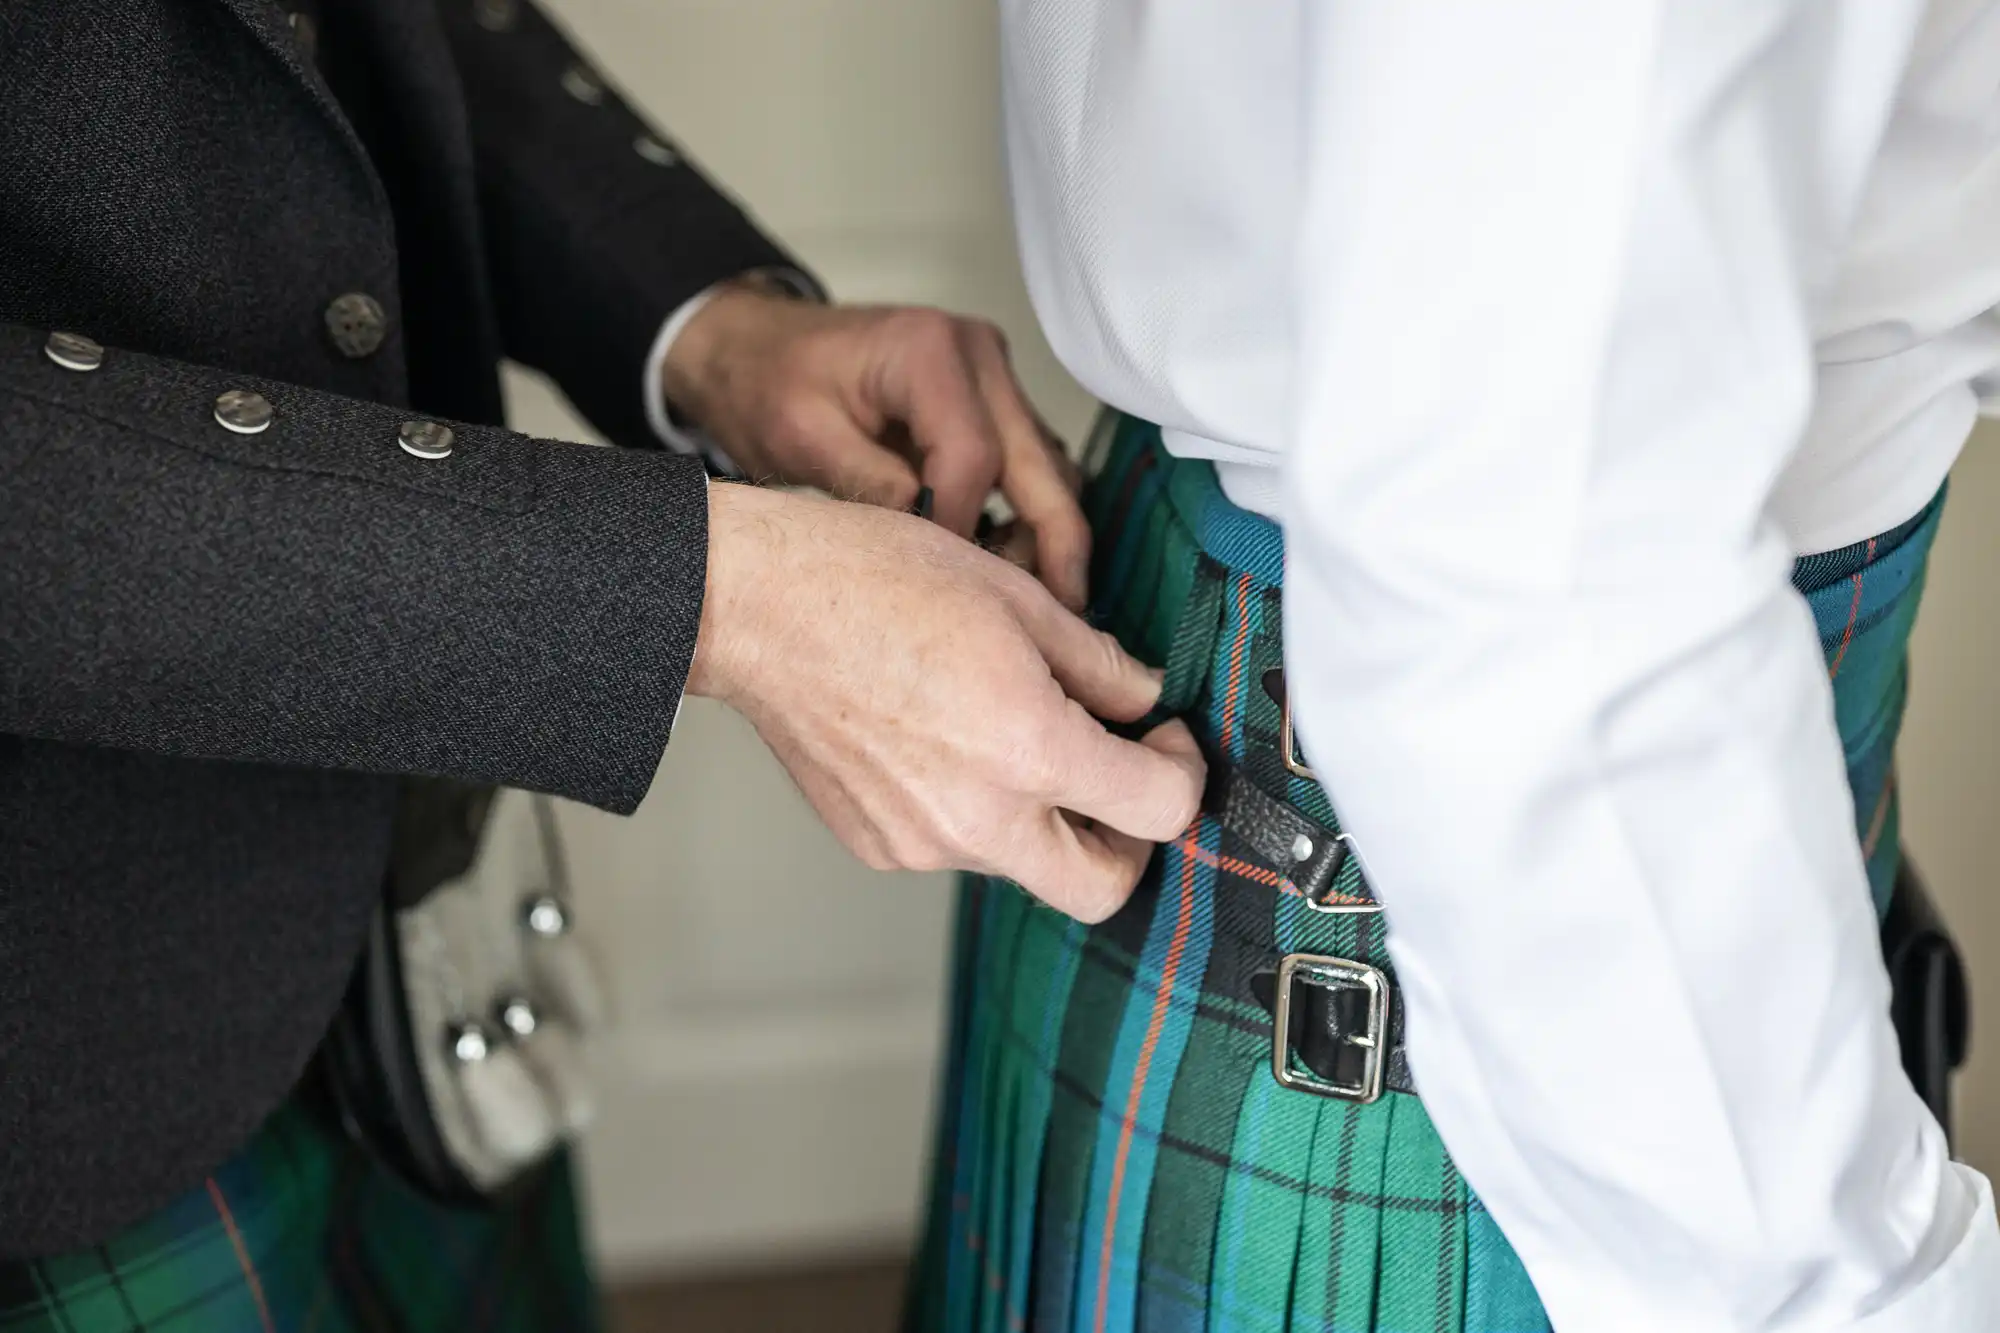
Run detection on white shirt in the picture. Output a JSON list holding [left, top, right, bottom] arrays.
[[1002, 1, 2000, 1329]]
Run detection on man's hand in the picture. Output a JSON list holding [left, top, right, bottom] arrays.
[[687, 482, 1203, 921], [662, 283, 1092, 611]]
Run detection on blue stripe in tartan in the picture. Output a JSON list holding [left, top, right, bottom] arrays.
[[1158, 447, 1285, 592], [1186, 486, 1286, 588], [1078, 824, 1223, 1333]]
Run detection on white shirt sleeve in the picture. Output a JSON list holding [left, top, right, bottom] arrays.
[[1282, 3, 2000, 1329]]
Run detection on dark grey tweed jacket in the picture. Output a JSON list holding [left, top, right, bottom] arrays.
[[0, 0, 808, 1256]]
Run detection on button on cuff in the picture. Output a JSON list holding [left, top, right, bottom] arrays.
[[214, 390, 275, 435], [399, 420, 455, 459], [45, 332, 104, 372]]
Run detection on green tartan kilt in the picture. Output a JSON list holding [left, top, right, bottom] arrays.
[[0, 1090, 601, 1332], [907, 412, 1944, 1333]]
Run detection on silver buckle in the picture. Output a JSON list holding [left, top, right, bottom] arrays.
[[1272, 953, 1389, 1103], [1278, 681, 1316, 782]]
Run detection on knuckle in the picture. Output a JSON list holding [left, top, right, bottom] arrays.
[[925, 807, 986, 870], [855, 839, 899, 873], [1013, 726, 1068, 797], [768, 394, 822, 448], [1072, 865, 1130, 925], [892, 307, 958, 353], [880, 824, 943, 873], [1160, 783, 1202, 839], [962, 317, 1008, 353]]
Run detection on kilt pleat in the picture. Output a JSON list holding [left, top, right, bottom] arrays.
[[910, 411, 1946, 1333]]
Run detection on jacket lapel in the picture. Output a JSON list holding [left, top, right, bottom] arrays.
[[204, 0, 393, 209]]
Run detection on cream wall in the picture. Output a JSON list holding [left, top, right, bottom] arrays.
[[1902, 429, 2000, 1173], [517, 0, 2000, 1274]]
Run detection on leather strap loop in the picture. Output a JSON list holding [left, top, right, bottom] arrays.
[[1213, 765, 1363, 908]]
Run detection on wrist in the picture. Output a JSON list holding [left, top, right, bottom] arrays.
[[659, 276, 802, 433], [687, 479, 781, 704]]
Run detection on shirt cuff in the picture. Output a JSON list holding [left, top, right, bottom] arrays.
[[1851, 1166, 2000, 1332], [641, 267, 820, 474]]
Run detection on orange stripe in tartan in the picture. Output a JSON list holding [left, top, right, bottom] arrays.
[[1829, 537, 1877, 680], [1177, 830, 1376, 909], [205, 1177, 275, 1333], [1091, 834, 1202, 1333], [1862, 769, 1896, 860]]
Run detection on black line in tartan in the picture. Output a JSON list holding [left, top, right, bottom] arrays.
[[1436, 1146, 1461, 1330], [978, 883, 1477, 1217], [1324, 1107, 1364, 1315], [1033, 1032, 1472, 1217], [0, 1264, 39, 1317], [100, 1276, 240, 1332], [93, 1248, 144, 1331]]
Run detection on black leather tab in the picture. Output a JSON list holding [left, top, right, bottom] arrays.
[[1213, 765, 1367, 908]]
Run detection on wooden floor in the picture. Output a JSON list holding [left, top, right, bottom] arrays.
[[608, 1256, 908, 1333]]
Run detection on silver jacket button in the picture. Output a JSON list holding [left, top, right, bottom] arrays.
[[398, 420, 455, 460], [496, 996, 540, 1039], [633, 134, 679, 167], [45, 331, 104, 372], [473, 0, 517, 30], [522, 895, 571, 938], [561, 64, 605, 105], [324, 292, 387, 359], [214, 389, 275, 435]]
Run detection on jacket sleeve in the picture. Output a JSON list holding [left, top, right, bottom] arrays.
[[0, 322, 706, 814], [437, 0, 824, 450]]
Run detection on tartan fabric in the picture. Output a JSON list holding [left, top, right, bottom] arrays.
[[0, 1095, 601, 1332], [908, 411, 1945, 1333]]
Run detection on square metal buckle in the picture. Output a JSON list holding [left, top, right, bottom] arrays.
[[1272, 953, 1389, 1103]]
